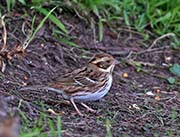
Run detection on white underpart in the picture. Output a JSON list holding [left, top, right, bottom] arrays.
[[72, 75, 113, 102]]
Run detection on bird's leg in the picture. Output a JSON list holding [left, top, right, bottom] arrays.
[[70, 98, 83, 116], [80, 102, 96, 113]]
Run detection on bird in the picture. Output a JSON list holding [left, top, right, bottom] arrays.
[[20, 53, 117, 116]]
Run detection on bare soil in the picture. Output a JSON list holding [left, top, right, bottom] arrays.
[[0, 12, 179, 137]]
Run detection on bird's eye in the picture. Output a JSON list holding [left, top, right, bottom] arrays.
[[106, 60, 110, 63]]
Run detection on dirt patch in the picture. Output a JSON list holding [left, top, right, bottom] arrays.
[[0, 12, 179, 136]]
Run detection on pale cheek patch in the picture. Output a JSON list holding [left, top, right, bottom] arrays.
[[92, 57, 111, 64], [99, 64, 115, 72]]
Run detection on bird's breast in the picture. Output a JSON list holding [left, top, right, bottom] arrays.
[[72, 75, 113, 102]]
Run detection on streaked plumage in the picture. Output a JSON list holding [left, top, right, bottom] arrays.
[[20, 53, 116, 116]]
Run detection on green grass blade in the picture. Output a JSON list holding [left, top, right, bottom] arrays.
[[57, 37, 80, 48], [57, 116, 62, 137], [48, 118, 55, 135], [23, 7, 56, 49], [123, 10, 130, 26], [21, 131, 41, 137], [98, 18, 103, 42], [6, 0, 11, 12], [18, 0, 26, 5], [106, 119, 112, 137], [33, 7, 57, 39], [36, 7, 68, 34]]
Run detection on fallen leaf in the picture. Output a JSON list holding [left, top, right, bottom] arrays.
[[169, 63, 180, 76]]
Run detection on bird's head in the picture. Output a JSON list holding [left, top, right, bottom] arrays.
[[88, 53, 117, 73]]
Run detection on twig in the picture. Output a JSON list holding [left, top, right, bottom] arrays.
[[0, 15, 7, 52], [124, 59, 165, 69], [1, 60, 6, 72], [137, 46, 170, 55], [148, 33, 176, 49]]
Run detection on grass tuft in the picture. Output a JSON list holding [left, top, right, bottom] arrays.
[[4, 0, 180, 40], [19, 108, 62, 137]]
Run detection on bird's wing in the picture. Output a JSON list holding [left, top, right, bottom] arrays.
[[51, 68, 99, 86], [48, 67, 102, 94], [73, 75, 98, 86]]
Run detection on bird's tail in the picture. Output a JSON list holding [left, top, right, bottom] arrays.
[[19, 85, 63, 94]]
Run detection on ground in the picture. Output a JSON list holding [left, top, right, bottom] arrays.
[[0, 12, 179, 137]]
